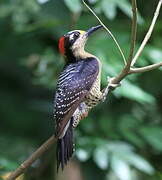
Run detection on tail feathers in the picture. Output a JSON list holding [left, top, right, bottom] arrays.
[[56, 118, 74, 171]]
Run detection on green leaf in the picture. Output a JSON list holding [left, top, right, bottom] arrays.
[[116, 0, 143, 24], [0, 157, 18, 171], [107, 141, 134, 153], [101, 0, 117, 20], [114, 80, 156, 104], [0, 5, 14, 18], [116, 0, 131, 17], [93, 146, 109, 170], [139, 126, 162, 151], [124, 131, 145, 147], [37, 0, 49, 4], [122, 153, 154, 175], [107, 142, 154, 175], [64, 0, 82, 13], [118, 115, 145, 148], [76, 149, 90, 162], [146, 46, 162, 64], [111, 155, 131, 180]]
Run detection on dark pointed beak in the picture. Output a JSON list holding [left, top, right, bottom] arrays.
[[85, 25, 103, 37]]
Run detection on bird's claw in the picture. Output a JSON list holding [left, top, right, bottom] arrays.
[[107, 76, 121, 89]]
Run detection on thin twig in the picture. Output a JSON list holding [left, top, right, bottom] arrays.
[[131, 0, 162, 66], [6, 135, 56, 180], [82, 0, 127, 65], [129, 62, 162, 74], [127, 0, 137, 63], [108, 0, 137, 85], [107, 0, 162, 85]]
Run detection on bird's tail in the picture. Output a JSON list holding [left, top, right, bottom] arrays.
[[56, 117, 74, 171]]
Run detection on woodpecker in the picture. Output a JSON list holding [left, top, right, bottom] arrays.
[[54, 25, 114, 170]]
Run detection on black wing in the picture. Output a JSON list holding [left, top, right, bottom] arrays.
[[54, 57, 99, 137]]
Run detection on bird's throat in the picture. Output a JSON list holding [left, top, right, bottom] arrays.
[[65, 48, 94, 63]]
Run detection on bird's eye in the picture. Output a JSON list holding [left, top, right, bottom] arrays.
[[74, 32, 80, 38]]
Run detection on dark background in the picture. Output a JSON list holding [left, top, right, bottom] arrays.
[[0, 0, 162, 179]]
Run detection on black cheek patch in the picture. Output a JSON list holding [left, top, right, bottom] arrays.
[[64, 36, 71, 49], [64, 37, 76, 63]]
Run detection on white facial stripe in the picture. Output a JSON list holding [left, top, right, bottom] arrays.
[[67, 30, 85, 38], [69, 34, 75, 40]]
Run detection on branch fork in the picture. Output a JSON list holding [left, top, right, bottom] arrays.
[[109, 0, 162, 87]]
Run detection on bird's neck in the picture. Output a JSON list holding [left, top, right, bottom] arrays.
[[65, 48, 95, 63]]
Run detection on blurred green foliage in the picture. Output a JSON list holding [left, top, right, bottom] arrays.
[[0, 0, 162, 180]]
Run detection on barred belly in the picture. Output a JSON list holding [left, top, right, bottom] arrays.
[[72, 75, 102, 128], [85, 75, 102, 108]]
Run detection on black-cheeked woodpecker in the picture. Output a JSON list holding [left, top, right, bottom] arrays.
[[54, 25, 117, 170]]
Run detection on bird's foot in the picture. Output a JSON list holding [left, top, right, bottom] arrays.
[[80, 111, 88, 120], [101, 77, 121, 102], [107, 77, 121, 89]]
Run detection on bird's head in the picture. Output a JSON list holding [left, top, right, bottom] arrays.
[[59, 25, 103, 61]]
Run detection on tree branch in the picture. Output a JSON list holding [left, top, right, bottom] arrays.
[[6, 136, 57, 180], [131, 0, 162, 66], [127, 0, 137, 63], [109, 0, 162, 85], [129, 62, 162, 74]]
